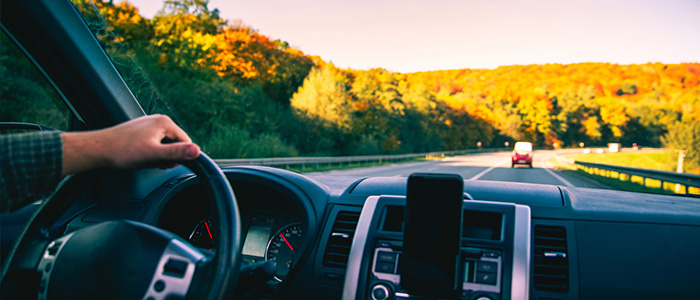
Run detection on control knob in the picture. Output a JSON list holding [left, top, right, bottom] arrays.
[[371, 284, 391, 300]]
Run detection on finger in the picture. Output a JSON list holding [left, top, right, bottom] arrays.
[[156, 116, 192, 144], [156, 142, 200, 161]]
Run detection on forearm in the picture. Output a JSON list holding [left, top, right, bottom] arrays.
[[62, 115, 200, 174], [61, 131, 111, 176], [1, 115, 199, 212]]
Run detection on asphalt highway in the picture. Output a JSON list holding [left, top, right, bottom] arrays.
[[310, 149, 609, 189]]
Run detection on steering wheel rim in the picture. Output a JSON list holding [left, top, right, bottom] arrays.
[[0, 154, 241, 300], [183, 153, 242, 300]]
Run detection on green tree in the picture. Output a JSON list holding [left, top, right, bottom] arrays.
[[290, 65, 351, 127], [663, 122, 700, 173], [157, 0, 223, 35]]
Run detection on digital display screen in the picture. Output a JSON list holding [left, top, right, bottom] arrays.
[[242, 218, 274, 257], [463, 210, 503, 241]]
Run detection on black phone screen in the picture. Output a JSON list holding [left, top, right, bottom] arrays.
[[401, 173, 463, 298]]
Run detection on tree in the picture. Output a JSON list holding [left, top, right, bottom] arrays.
[[290, 65, 351, 127], [157, 0, 223, 35], [663, 122, 700, 174]]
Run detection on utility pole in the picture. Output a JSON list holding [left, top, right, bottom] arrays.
[[675, 149, 687, 173], [674, 149, 688, 193]]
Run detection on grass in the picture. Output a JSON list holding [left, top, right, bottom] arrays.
[[567, 150, 676, 172]]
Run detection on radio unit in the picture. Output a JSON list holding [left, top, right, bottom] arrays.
[[368, 240, 503, 300], [341, 195, 531, 300]]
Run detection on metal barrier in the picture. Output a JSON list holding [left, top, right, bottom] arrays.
[[214, 148, 505, 170], [574, 161, 700, 195]]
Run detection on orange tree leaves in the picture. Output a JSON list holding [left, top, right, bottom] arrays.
[[75, 1, 699, 163]]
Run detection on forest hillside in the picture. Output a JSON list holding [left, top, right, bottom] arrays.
[[2, 0, 698, 172]]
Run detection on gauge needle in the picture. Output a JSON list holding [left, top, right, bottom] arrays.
[[280, 233, 294, 251], [204, 221, 214, 240]]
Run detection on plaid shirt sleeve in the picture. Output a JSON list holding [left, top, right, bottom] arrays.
[[1, 131, 63, 212]]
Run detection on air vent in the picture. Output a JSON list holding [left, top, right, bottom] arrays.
[[533, 225, 569, 293], [322, 211, 361, 270]]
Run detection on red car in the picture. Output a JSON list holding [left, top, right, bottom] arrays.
[[512, 142, 533, 168]]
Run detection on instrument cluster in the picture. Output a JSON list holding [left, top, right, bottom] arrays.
[[187, 213, 303, 282]]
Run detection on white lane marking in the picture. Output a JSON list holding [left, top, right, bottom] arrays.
[[540, 160, 574, 187], [469, 159, 509, 180]]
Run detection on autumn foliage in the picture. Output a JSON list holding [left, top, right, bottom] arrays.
[[58, 1, 700, 172]]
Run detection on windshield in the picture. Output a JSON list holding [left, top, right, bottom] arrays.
[[66, 0, 698, 195]]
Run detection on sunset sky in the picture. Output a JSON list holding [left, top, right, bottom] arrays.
[[128, 0, 700, 73]]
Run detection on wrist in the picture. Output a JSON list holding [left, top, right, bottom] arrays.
[[61, 131, 112, 176]]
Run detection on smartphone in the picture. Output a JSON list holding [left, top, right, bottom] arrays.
[[401, 173, 463, 298]]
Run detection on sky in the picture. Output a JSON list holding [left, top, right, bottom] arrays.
[[128, 0, 700, 73]]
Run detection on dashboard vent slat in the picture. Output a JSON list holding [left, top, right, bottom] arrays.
[[533, 225, 570, 293], [322, 211, 361, 272]]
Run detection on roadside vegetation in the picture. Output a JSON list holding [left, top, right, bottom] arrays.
[[1, 0, 698, 174], [567, 151, 678, 172]]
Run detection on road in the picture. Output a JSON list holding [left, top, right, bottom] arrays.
[[309, 150, 608, 189]]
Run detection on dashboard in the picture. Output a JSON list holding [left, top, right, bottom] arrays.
[[50, 165, 700, 300]]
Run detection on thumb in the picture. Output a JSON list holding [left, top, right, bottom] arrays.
[[160, 142, 201, 161]]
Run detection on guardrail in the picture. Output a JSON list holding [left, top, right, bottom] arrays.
[[214, 148, 505, 170], [573, 161, 700, 195]]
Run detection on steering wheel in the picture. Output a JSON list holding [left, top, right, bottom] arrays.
[[0, 154, 241, 300]]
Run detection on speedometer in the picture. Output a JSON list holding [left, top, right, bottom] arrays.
[[188, 217, 216, 250], [265, 223, 303, 282]]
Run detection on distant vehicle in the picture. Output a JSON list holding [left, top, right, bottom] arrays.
[[608, 143, 621, 152], [596, 148, 606, 154], [511, 141, 533, 168], [583, 148, 592, 154]]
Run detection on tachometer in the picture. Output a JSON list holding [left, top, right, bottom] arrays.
[[188, 217, 216, 250], [265, 222, 303, 282]]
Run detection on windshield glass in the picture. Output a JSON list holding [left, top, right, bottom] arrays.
[[68, 0, 699, 196]]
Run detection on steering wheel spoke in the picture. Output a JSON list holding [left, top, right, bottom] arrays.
[[142, 236, 206, 300], [36, 233, 74, 299]]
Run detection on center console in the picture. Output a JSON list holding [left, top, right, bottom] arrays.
[[342, 196, 531, 300]]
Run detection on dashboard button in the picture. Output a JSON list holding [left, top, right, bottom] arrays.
[[376, 241, 393, 248], [475, 272, 498, 285], [476, 261, 498, 273], [163, 258, 189, 278], [47, 241, 62, 256], [375, 261, 396, 274], [154, 280, 166, 293], [377, 251, 397, 263], [482, 251, 501, 258]]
